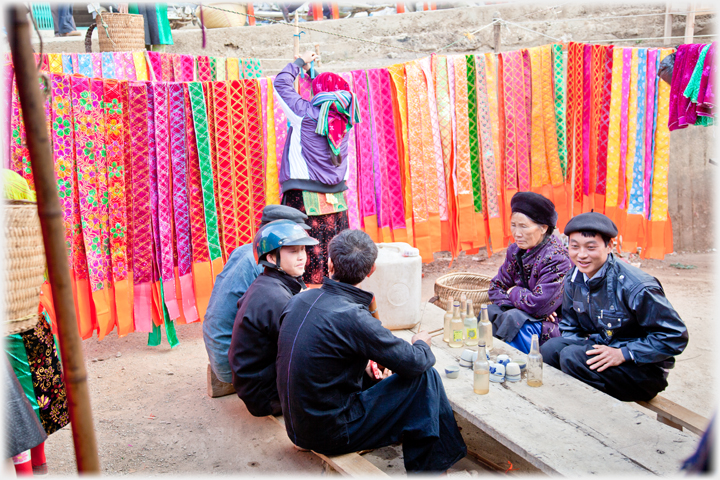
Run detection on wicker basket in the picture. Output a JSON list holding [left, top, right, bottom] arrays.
[[433, 272, 493, 311], [202, 3, 248, 28], [4, 200, 45, 336], [96, 13, 145, 52]]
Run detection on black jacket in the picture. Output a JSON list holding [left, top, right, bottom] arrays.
[[560, 254, 688, 369], [228, 267, 304, 417], [276, 277, 435, 450]]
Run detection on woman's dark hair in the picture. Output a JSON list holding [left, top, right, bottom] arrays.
[[328, 229, 378, 285], [577, 229, 612, 247]]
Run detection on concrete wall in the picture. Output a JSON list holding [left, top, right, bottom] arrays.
[[31, 1, 717, 252]]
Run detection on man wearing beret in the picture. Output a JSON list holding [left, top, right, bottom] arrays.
[[203, 205, 311, 387], [540, 212, 689, 402]]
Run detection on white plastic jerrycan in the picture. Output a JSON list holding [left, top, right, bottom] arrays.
[[361, 242, 422, 330]]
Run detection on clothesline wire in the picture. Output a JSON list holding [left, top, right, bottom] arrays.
[[190, 3, 427, 54], [582, 33, 717, 44]]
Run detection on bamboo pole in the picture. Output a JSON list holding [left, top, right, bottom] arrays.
[[6, 5, 100, 474], [493, 12, 502, 52], [293, 11, 299, 58]]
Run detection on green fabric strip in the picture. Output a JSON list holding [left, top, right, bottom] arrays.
[[302, 191, 348, 216], [552, 44, 568, 178], [155, 3, 174, 46], [188, 82, 223, 261], [5, 334, 41, 421], [684, 44, 710, 102], [209, 57, 217, 81], [466, 55, 483, 214], [147, 280, 179, 347]]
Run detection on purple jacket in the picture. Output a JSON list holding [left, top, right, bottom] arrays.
[[489, 235, 572, 319], [274, 60, 349, 194]]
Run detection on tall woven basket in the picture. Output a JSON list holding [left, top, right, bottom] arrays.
[[95, 13, 145, 52], [433, 272, 493, 312], [4, 200, 45, 336]]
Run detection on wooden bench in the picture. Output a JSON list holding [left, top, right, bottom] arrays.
[[637, 395, 710, 436], [397, 303, 700, 476]]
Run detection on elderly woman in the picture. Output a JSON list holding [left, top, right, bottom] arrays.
[[274, 51, 360, 285], [487, 192, 572, 354]]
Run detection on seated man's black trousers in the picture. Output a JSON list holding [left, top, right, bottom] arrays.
[[317, 368, 467, 473], [540, 337, 668, 402]]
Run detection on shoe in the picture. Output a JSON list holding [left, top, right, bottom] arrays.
[[32, 463, 48, 475], [58, 31, 81, 37]]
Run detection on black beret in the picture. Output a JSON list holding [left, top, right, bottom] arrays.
[[564, 212, 618, 238], [260, 205, 310, 230], [510, 192, 558, 232]]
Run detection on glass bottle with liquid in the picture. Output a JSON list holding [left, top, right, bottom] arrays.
[[479, 304, 493, 351], [473, 343, 490, 395], [464, 302, 478, 346], [443, 296, 454, 343], [527, 334, 543, 387], [449, 300, 465, 348]]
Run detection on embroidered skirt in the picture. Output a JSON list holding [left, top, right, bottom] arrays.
[[282, 189, 349, 285]]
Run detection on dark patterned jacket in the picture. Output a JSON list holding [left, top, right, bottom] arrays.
[[489, 235, 572, 319]]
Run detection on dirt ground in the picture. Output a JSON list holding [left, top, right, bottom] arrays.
[[36, 247, 715, 476]]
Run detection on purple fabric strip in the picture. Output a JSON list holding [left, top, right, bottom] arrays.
[[677, 44, 703, 128], [644, 49, 658, 218], [618, 48, 632, 208], [146, 84, 161, 283], [169, 83, 193, 277], [582, 45, 592, 197], [697, 41, 716, 116]]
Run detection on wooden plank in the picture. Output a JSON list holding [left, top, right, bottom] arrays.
[[664, 1, 673, 45], [397, 304, 697, 476], [637, 395, 710, 436], [684, 1, 696, 44], [268, 415, 388, 476]]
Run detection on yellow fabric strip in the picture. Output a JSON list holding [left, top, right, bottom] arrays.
[[265, 79, 280, 204], [650, 48, 673, 222], [529, 47, 550, 189], [133, 52, 148, 81], [453, 56, 473, 196], [227, 58, 240, 80], [216, 57, 227, 81], [483, 53, 503, 202], [541, 45, 563, 186]]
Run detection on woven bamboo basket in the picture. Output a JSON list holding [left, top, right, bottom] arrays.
[[96, 13, 145, 52], [433, 272, 493, 311], [202, 3, 248, 28], [4, 200, 45, 336]]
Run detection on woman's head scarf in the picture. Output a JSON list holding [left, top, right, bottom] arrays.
[[310, 72, 361, 164], [510, 191, 558, 234]]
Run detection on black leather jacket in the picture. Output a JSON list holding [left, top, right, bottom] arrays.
[[559, 254, 688, 369]]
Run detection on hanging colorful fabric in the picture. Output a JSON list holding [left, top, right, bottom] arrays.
[[366, 69, 393, 240], [644, 50, 660, 217], [696, 42, 715, 118], [161, 53, 174, 81], [387, 64, 415, 243], [146, 51, 163, 81], [594, 45, 614, 214], [197, 56, 211, 81], [145, 84, 164, 328], [566, 43, 583, 214], [102, 79, 133, 337], [101, 52, 116, 79], [216, 57, 226, 81], [122, 52, 136, 80], [338, 72, 361, 230], [78, 54, 93, 77], [580, 45, 592, 211], [242, 58, 263, 79], [528, 47, 550, 195], [227, 58, 240, 80], [9, 79, 33, 189], [617, 48, 632, 216], [188, 82, 224, 287], [644, 48, 674, 259], [474, 54, 503, 253], [432, 55, 459, 256], [113, 52, 126, 80], [50, 74, 93, 338], [451, 55, 477, 252], [261, 79, 281, 205], [551, 44, 567, 179], [213, 81, 236, 259], [351, 70, 378, 239], [168, 82, 198, 323], [71, 77, 113, 338], [61, 54, 73, 74], [604, 46, 626, 226], [172, 54, 183, 82], [132, 52, 148, 81], [181, 55, 195, 82], [465, 54, 487, 251], [48, 53, 63, 73]]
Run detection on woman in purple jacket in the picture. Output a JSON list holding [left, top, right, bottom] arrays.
[[487, 192, 572, 354], [274, 51, 360, 285]]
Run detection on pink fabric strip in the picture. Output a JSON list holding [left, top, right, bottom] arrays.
[[181, 55, 195, 82], [128, 82, 153, 332], [123, 52, 137, 80], [339, 72, 361, 230], [114, 52, 127, 80], [147, 51, 163, 81], [522, 50, 533, 156], [618, 48, 632, 209], [581, 44, 592, 197], [91, 53, 102, 77], [2, 58, 13, 169], [377, 69, 406, 229], [514, 52, 530, 192], [259, 78, 269, 167], [502, 52, 519, 191], [351, 70, 377, 222], [71, 53, 79, 73], [298, 74, 313, 100], [270, 76, 288, 176], [172, 54, 183, 82], [169, 82, 198, 322], [147, 85, 161, 284], [367, 69, 392, 229], [419, 57, 448, 222], [161, 53, 175, 81], [153, 82, 180, 319]]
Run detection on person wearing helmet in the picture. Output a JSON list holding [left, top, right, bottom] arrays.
[[228, 220, 319, 417], [203, 205, 310, 388]]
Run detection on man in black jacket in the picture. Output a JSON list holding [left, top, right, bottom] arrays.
[[276, 229, 467, 473], [228, 220, 318, 417], [541, 212, 689, 402]]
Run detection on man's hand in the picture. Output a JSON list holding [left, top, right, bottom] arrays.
[[412, 330, 432, 347], [586, 345, 625, 372], [365, 360, 392, 380], [506, 286, 516, 295], [294, 51, 317, 71]]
